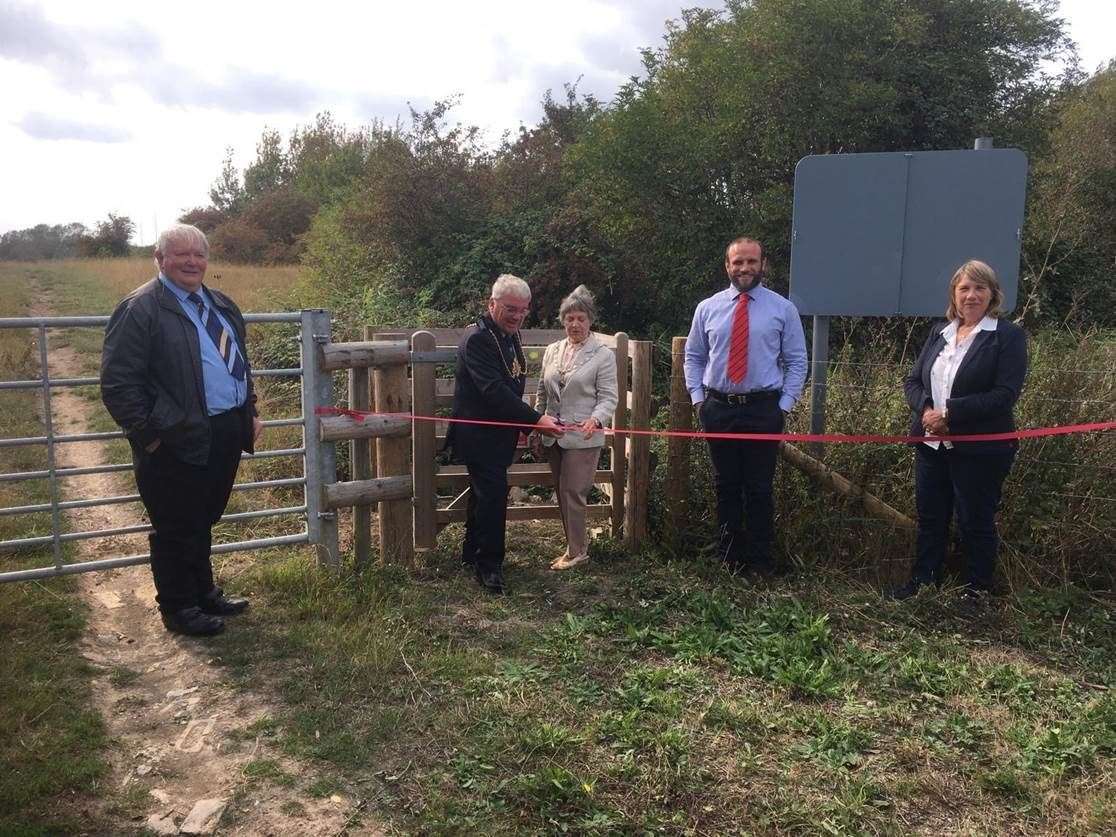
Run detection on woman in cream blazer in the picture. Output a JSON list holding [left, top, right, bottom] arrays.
[[533, 286, 618, 570]]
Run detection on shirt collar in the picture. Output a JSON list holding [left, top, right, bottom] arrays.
[[940, 316, 998, 340], [727, 282, 762, 301], [159, 273, 204, 304]]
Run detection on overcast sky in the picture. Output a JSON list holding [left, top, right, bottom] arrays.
[[1, 0, 1111, 244]]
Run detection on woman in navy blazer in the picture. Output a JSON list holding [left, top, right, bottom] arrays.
[[894, 260, 1028, 599]]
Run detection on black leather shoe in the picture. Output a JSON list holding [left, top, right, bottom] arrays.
[[199, 587, 249, 616], [889, 578, 931, 601], [161, 606, 225, 637], [475, 569, 505, 594], [745, 559, 777, 578], [958, 585, 992, 610]]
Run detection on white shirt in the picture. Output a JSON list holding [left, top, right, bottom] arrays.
[[924, 316, 998, 449]]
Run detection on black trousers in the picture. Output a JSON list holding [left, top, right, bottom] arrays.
[[700, 395, 784, 566], [462, 460, 511, 575], [912, 444, 1014, 590], [134, 410, 243, 612]]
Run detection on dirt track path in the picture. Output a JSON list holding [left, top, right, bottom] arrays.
[[35, 303, 379, 835]]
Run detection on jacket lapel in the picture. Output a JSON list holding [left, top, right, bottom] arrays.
[[922, 331, 946, 392], [557, 335, 600, 396], [156, 279, 208, 411], [952, 327, 996, 390]]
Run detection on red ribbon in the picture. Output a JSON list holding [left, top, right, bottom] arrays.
[[314, 407, 1115, 445]]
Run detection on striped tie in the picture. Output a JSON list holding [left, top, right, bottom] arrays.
[[726, 291, 749, 384], [187, 292, 246, 381]]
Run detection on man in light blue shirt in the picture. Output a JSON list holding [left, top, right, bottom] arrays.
[[158, 274, 248, 414], [684, 236, 808, 572], [102, 224, 262, 637]]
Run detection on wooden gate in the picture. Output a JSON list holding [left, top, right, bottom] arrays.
[[317, 326, 653, 566]]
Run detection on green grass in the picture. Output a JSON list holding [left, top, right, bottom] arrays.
[[2, 258, 1112, 833], [206, 525, 1115, 836], [0, 264, 112, 834]]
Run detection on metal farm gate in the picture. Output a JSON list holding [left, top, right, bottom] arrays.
[[0, 309, 336, 583]]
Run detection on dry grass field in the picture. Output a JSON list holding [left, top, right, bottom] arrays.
[[6, 256, 303, 314]]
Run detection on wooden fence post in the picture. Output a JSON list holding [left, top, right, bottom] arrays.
[[349, 365, 372, 567], [411, 331, 438, 549], [373, 340, 414, 566], [610, 333, 629, 538], [666, 336, 692, 549], [624, 340, 652, 548]]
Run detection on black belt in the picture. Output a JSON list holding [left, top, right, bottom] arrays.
[[706, 388, 779, 406]]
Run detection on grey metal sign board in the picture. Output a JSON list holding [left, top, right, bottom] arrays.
[[789, 149, 1028, 316]]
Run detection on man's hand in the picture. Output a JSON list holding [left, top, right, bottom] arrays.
[[536, 414, 564, 438], [145, 438, 161, 453], [253, 416, 264, 443]]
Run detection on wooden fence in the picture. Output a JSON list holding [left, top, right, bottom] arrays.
[[315, 327, 653, 566]]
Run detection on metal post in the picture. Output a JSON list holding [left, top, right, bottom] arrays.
[[809, 315, 829, 457], [974, 137, 993, 150], [300, 309, 339, 567], [37, 325, 64, 570]]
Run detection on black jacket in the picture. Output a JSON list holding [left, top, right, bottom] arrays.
[[446, 316, 541, 466], [101, 278, 257, 466], [904, 318, 1028, 454]]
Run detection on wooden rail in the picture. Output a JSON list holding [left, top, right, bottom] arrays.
[[320, 413, 408, 442], [324, 475, 412, 511], [319, 340, 409, 371]]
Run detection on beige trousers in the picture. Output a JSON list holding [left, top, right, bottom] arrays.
[[545, 444, 602, 559]]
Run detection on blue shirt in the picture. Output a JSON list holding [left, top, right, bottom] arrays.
[[684, 283, 808, 413], [159, 274, 247, 415]]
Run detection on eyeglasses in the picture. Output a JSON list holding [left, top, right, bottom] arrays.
[[493, 300, 530, 317]]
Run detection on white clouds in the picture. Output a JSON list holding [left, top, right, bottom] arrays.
[[0, 0, 1109, 242], [17, 112, 131, 142]]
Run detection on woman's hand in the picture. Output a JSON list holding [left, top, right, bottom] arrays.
[[922, 407, 948, 435], [576, 417, 601, 439]]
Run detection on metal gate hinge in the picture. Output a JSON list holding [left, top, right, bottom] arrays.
[[317, 511, 336, 521]]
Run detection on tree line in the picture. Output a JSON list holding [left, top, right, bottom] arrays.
[[198, 0, 1111, 336], [6, 1, 1113, 336], [0, 214, 136, 261]]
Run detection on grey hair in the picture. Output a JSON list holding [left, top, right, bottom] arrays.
[[490, 273, 531, 301], [156, 223, 209, 257], [558, 284, 597, 324]]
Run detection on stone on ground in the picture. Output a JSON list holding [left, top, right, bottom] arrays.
[[179, 798, 227, 834]]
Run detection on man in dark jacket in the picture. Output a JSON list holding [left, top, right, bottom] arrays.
[[101, 224, 262, 636], [447, 274, 562, 593]]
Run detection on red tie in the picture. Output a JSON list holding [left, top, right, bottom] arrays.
[[726, 292, 749, 384]]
